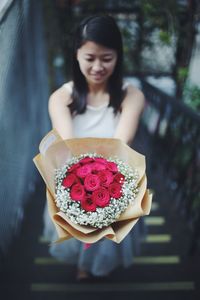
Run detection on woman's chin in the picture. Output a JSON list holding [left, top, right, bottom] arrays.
[[88, 76, 107, 85]]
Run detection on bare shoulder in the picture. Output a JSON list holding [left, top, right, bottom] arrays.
[[48, 81, 73, 110], [122, 83, 145, 109]]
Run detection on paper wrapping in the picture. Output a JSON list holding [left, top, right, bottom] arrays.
[[33, 129, 153, 244]]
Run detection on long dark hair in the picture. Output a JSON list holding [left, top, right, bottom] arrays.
[[70, 15, 125, 114]]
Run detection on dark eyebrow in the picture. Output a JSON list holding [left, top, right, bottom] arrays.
[[102, 54, 113, 57], [84, 53, 113, 57]]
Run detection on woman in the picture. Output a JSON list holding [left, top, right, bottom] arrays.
[[43, 14, 145, 281]]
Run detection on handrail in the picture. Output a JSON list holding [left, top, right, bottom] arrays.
[[141, 79, 200, 255], [142, 80, 200, 123]]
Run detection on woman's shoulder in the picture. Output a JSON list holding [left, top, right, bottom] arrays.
[[122, 82, 145, 108], [49, 81, 73, 108]]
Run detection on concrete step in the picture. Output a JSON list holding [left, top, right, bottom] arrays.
[[33, 255, 181, 267]]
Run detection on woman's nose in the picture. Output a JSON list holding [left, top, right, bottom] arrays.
[[92, 60, 103, 71]]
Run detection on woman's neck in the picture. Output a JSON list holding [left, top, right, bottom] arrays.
[[87, 84, 110, 107], [87, 81, 108, 94]]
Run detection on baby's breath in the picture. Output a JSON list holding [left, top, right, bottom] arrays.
[[55, 153, 139, 228]]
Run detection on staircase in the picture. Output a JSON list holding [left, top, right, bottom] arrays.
[[2, 179, 199, 300]]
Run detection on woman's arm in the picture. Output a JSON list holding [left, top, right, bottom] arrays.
[[48, 84, 74, 139], [113, 84, 145, 145]]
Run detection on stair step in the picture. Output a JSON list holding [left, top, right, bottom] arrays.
[[134, 255, 180, 264], [31, 260, 198, 284], [151, 202, 160, 212], [39, 236, 50, 244], [140, 243, 180, 256], [31, 281, 195, 292], [34, 255, 180, 266], [143, 234, 171, 243], [144, 216, 165, 225]]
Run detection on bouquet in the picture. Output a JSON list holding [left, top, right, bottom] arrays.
[[33, 129, 152, 244], [55, 154, 139, 228]]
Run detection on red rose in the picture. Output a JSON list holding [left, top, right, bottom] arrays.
[[79, 157, 94, 164], [81, 195, 97, 212], [98, 170, 114, 187], [62, 173, 78, 188], [94, 158, 107, 164], [76, 164, 92, 178], [84, 174, 100, 191], [68, 163, 81, 173], [92, 187, 110, 208], [70, 183, 85, 201], [91, 162, 106, 172], [106, 161, 118, 173], [114, 173, 125, 185], [108, 182, 122, 199]]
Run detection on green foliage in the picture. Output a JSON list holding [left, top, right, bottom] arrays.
[[43, 0, 197, 88], [142, 1, 155, 15], [173, 145, 193, 169], [177, 67, 189, 82], [159, 30, 171, 45], [139, 0, 178, 32], [192, 193, 200, 210], [183, 84, 200, 111]]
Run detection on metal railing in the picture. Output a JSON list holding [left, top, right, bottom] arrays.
[[141, 80, 200, 254]]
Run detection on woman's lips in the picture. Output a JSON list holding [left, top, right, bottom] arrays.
[[90, 73, 105, 80]]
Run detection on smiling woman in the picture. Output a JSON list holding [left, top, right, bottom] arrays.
[[76, 41, 117, 87], [43, 14, 145, 281]]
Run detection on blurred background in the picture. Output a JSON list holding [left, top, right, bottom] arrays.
[[0, 0, 200, 299]]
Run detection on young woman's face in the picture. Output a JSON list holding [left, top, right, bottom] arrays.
[[77, 41, 117, 86]]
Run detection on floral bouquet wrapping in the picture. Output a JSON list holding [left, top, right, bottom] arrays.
[[33, 129, 152, 244]]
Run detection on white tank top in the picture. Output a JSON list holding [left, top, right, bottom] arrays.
[[63, 83, 122, 138]]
